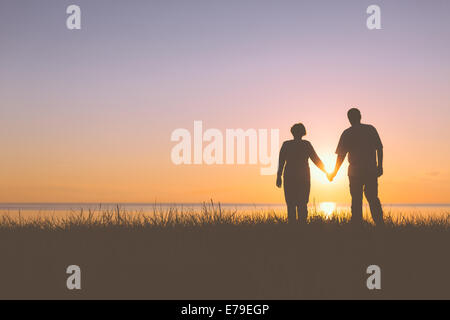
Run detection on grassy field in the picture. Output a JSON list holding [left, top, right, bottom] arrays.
[[0, 202, 448, 299]]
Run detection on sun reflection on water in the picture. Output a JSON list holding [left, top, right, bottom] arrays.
[[319, 202, 336, 217]]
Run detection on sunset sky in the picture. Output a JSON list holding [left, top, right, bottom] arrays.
[[1, 0, 449, 204]]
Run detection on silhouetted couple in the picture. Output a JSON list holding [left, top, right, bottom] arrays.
[[276, 108, 384, 226]]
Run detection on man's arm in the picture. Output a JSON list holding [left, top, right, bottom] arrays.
[[329, 132, 347, 181], [328, 153, 346, 181], [372, 125, 383, 177]]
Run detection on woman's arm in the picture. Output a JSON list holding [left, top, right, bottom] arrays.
[[309, 143, 327, 174], [276, 142, 286, 187]]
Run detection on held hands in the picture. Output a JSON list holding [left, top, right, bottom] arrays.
[[326, 171, 336, 182]]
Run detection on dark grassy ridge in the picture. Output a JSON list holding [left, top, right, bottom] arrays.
[[0, 205, 448, 299]]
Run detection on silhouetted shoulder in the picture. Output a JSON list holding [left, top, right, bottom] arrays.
[[336, 128, 351, 155], [363, 124, 377, 132], [344, 126, 352, 133], [343, 124, 379, 136], [303, 140, 319, 159], [342, 126, 353, 135], [279, 140, 292, 154], [281, 139, 293, 148], [302, 139, 314, 150], [364, 124, 383, 148]]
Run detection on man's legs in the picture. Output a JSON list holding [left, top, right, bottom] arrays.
[[297, 202, 308, 223], [364, 177, 384, 226], [349, 177, 364, 224]]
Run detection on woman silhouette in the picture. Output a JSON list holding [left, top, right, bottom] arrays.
[[276, 123, 328, 223]]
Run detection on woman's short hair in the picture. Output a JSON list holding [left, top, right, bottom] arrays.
[[290, 123, 306, 138]]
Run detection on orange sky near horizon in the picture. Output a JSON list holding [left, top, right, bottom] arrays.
[[1, 1, 449, 204], [1, 99, 449, 204]]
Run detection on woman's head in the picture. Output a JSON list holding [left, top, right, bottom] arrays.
[[290, 123, 306, 139]]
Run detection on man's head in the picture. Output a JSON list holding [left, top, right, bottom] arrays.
[[290, 123, 306, 139], [347, 108, 361, 126]]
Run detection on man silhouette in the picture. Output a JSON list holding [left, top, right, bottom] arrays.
[[328, 108, 384, 225]]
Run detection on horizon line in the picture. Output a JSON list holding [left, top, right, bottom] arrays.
[[0, 202, 449, 207]]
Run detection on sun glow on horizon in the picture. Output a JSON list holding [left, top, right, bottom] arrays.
[[310, 152, 342, 185], [319, 202, 336, 216]]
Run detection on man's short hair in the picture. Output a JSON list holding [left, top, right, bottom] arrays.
[[291, 123, 306, 138], [347, 108, 361, 123]]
